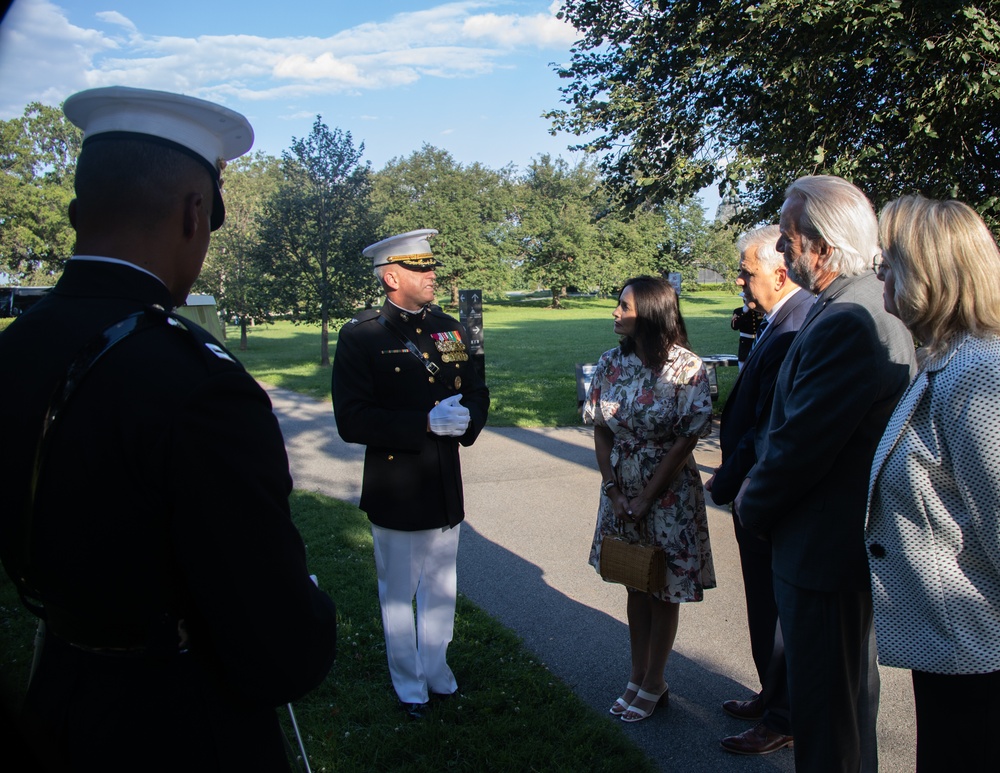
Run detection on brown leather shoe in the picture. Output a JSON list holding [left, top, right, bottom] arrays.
[[720, 722, 794, 755], [721, 694, 764, 720]]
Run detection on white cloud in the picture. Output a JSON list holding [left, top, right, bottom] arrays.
[[94, 11, 138, 35], [0, 0, 575, 117], [461, 9, 577, 48], [273, 53, 364, 84], [0, 0, 118, 114]]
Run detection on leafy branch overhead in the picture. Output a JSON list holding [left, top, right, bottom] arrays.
[[549, 0, 1000, 231]]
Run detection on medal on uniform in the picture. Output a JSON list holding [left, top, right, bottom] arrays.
[[433, 331, 468, 362], [455, 376, 462, 389]]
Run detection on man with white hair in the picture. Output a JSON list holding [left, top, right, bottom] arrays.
[[736, 176, 916, 771], [706, 224, 812, 755]]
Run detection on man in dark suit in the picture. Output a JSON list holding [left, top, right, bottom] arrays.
[[0, 87, 337, 771], [736, 176, 916, 772], [332, 229, 490, 718], [706, 224, 812, 755]]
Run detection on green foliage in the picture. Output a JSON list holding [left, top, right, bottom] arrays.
[[259, 117, 380, 365], [551, 0, 1000, 232], [233, 292, 743, 422], [0, 103, 81, 279], [517, 155, 603, 306], [196, 151, 283, 350], [372, 145, 519, 304]]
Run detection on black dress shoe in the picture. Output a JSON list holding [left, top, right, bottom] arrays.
[[401, 701, 429, 719], [721, 694, 764, 720], [720, 722, 794, 755]]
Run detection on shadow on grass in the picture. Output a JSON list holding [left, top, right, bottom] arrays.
[[264, 386, 790, 771], [286, 491, 663, 773], [455, 520, 792, 773]]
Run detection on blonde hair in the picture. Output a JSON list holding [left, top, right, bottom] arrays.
[[879, 195, 1000, 360]]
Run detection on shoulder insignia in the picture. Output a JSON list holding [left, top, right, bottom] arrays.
[[348, 308, 380, 326], [205, 343, 237, 363]]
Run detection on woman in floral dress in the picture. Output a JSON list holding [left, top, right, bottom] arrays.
[[584, 275, 715, 723]]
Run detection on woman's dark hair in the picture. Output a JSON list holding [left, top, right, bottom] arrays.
[[618, 275, 689, 371]]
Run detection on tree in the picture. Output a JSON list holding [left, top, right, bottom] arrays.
[[372, 145, 517, 305], [0, 102, 80, 281], [550, 1, 1000, 231], [195, 151, 282, 350], [656, 198, 739, 284], [516, 155, 602, 307], [259, 117, 378, 366], [592, 200, 665, 295]]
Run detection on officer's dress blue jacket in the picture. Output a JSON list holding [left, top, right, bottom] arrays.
[[0, 259, 337, 772], [332, 300, 490, 531]]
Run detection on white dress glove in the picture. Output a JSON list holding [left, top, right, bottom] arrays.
[[428, 394, 471, 437]]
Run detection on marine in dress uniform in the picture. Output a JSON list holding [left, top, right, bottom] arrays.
[[332, 229, 490, 718], [0, 87, 337, 772], [731, 304, 762, 370]]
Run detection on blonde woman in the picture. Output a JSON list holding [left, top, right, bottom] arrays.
[[869, 195, 1000, 771]]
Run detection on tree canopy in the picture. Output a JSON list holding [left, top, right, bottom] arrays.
[[195, 152, 282, 350], [0, 102, 80, 282], [372, 145, 518, 304], [517, 154, 603, 306], [258, 117, 378, 365], [550, 0, 1000, 230]]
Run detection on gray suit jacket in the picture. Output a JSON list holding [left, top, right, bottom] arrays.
[[740, 272, 916, 592]]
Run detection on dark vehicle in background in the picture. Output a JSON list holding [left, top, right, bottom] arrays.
[[1, 287, 226, 342], [0, 287, 52, 318]]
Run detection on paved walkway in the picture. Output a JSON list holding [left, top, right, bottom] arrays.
[[266, 384, 916, 772]]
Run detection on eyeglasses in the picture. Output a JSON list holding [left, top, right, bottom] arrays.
[[872, 253, 886, 274]]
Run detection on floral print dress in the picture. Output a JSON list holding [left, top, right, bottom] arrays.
[[584, 345, 716, 602]]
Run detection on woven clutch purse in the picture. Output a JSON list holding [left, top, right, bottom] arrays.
[[599, 535, 666, 593]]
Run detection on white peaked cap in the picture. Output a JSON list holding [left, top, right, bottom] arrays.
[[63, 86, 254, 172], [63, 86, 254, 230], [363, 229, 441, 268]]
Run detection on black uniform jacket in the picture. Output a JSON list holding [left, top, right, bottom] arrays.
[[332, 300, 490, 531], [0, 260, 337, 772]]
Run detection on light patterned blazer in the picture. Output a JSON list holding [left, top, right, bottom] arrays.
[[866, 332, 1000, 674]]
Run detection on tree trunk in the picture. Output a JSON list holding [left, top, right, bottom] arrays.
[[320, 309, 330, 367], [550, 287, 562, 309], [450, 280, 459, 307], [240, 318, 248, 351]]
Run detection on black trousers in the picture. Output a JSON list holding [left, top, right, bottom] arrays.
[[774, 577, 879, 772], [912, 668, 1000, 773], [732, 509, 790, 734]]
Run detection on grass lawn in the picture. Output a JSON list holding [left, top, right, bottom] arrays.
[[0, 492, 658, 773], [0, 289, 742, 769], [230, 291, 743, 426]]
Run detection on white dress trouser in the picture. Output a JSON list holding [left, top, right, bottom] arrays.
[[371, 523, 461, 704]]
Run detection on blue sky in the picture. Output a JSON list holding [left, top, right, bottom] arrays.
[[0, 0, 720, 212], [0, 0, 588, 170]]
